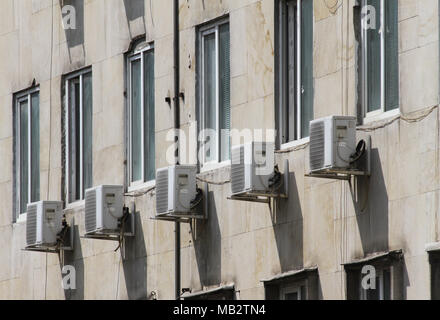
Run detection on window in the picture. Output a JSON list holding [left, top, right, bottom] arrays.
[[14, 87, 40, 218], [361, 0, 399, 118], [280, 281, 307, 300], [345, 250, 403, 300], [263, 267, 319, 300], [127, 42, 155, 187], [197, 18, 231, 166], [65, 68, 93, 203], [276, 0, 314, 145]]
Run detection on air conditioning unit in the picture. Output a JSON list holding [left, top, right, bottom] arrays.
[[309, 116, 357, 173], [85, 185, 124, 235], [231, 142, 275, 197], [26, 201, 63, 248], [156, 165, 197, 217]]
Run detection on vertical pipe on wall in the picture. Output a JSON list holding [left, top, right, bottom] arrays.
[[173, 0, 181, 300]]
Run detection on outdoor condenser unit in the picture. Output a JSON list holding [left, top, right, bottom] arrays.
[[155, 165, 197, 217], [231, 142, 276, 197], [309, 116, 357, 173], [84, 185, 124, 235], [26, 201, 64, 247]]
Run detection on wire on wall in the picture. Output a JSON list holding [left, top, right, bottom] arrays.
[[124, 186, 156, 198], [357, 105, 438, 132], [274, 142, 310, 154], [196, 176, 230, 186]]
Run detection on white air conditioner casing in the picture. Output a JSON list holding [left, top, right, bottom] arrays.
[[231, 142, 275, 196], [26, 201, 63, 247], [156, 165, 197, 217], [85, 185, 124, 235], [309, 116, 357, 172]]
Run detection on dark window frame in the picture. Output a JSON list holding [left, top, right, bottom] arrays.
[[196, 15, 231, 169], [275, 0, 314, 148], [358, 0, 399, 122], [344, 250, 403, 300], [125, 40, 156, 189], [63, 66, 93, 204], [12, 86, 40, 221]]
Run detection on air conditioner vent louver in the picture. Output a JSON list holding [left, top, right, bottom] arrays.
[[310, 121, 325, 171], [85, 189, 97, 234], [231, 146, 245, 195], [26, 203, 38, 246], [155, 166, 197, 217], [25, 201, 63, 249], [230, 142, 275, 197], [156, 169, 169, 215], [309, 116, 357, 173], [84, 185, 124, 235]]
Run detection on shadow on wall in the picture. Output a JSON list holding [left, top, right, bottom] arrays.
[[351, 148, 412, 298], [61, 225, 85, 300], [121, 210, 148, 300], [123, 0, 146, 39], [192, 189, 222, 288], [351, 148, 389, 255], [59, 0, 85, 63], [273, 172, 304, 274]]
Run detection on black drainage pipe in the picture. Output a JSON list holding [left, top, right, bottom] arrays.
[[173, 0, 181, 301]]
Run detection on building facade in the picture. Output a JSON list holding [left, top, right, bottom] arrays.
[[0, 0, 439, 300]]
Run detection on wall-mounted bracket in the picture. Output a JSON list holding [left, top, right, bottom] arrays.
[[153, 182, 209, 224], [228, 159, 290, 204], [60, 217, 75, 251], [24, 217, 75, 254], [305, 136, 371, 181], [82, 206, 135, 241]]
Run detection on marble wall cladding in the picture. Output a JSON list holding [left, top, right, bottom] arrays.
[[0, 0, 439, 300]]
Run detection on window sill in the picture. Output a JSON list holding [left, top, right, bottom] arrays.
[[200, 160, 231, 174], [15, 213, 27, 225], [363, 108, 400, 125], [65, 200, 85, 211], [127, 180, 156, 194], [280, 137, 310, 151]]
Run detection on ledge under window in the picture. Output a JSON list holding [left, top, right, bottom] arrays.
[[363, 108, 400, 125], [65, 199, 86, 211], [261, 266, 318, 284], [342, 249, 403, 269], [15, 213, 27, 224], [280, 137, 310, 152], [181, 284, 235, 300], [127, 180, 156, 194], [200, 160, 231, 174], [426, 242, 440, 253]]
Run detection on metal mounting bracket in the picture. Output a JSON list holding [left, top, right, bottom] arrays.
[[228, 159, 290, 204], [153, 182, 209, 223], [82, 208, 135, 241], [305, 135, 371, 181], [24, 218, 75, 254]]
